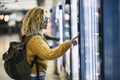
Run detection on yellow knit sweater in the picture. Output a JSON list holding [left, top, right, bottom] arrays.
[[26, 35, 71, 73]]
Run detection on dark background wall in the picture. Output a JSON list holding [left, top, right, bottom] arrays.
[[103, 0, 120, 80]]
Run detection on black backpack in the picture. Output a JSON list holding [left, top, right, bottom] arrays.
[[2, 35, 39, 80]]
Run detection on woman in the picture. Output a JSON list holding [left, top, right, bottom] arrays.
[[21, 7, 79, 80]]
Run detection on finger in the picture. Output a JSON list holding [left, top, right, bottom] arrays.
[[72, 34, 79, 40]]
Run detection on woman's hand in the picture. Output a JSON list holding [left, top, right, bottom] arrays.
[[70, 33, 79, 46]]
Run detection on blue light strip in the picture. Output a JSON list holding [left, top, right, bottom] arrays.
[[79, 0, 99, 80], [79, 0, 85, 80]]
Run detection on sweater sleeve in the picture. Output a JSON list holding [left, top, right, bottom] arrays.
[[26, 35, 71, 60]]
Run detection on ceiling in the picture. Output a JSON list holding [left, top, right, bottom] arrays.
[[0, 0, 60, 12], [0, 0, 61, 34]]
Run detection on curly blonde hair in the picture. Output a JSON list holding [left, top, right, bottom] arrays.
[[21, 7, 45, 36]]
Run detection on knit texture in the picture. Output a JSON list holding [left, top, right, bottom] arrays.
[[26, 35, 71, 73]]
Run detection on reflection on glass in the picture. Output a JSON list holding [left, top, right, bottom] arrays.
[[83, 0, 100, 80]]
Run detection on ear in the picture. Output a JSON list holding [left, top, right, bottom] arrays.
[[39, 9, 44, 15]]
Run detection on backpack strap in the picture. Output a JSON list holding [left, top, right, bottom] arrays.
[[30, 56, 38, 68], [30, 56, 39, 80], [23, 34, 40, 80], [35, 56, 39, 80]]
